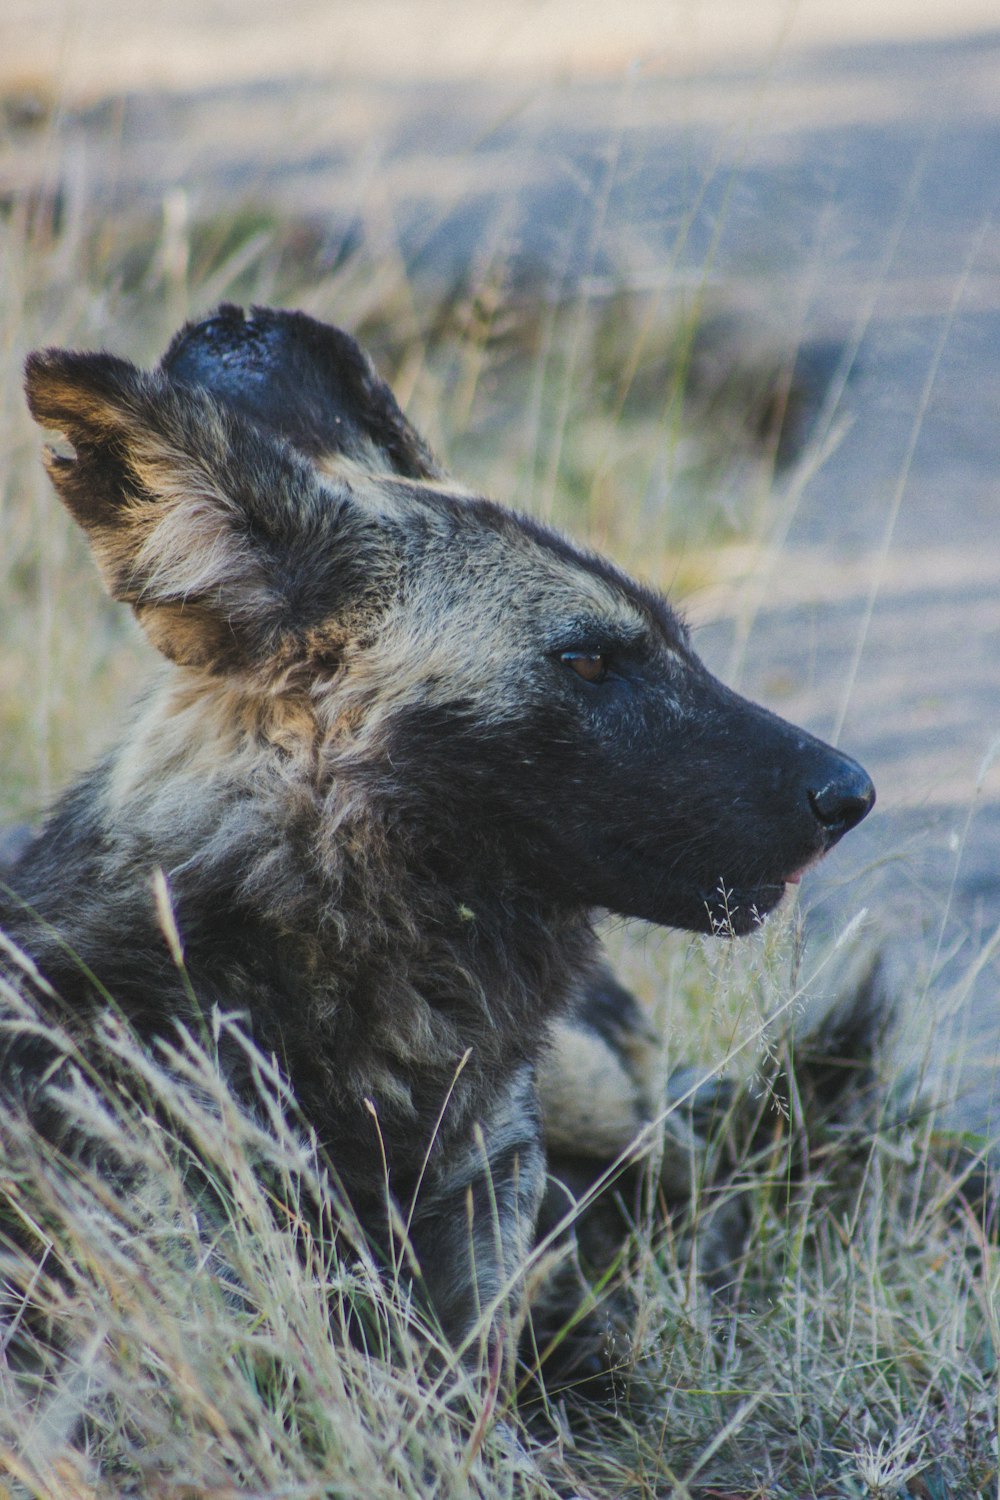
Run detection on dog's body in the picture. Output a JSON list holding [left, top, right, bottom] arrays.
[[1, 306, 873, 1368]]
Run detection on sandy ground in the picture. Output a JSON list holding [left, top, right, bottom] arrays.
[[4, 0, 1000, 96]]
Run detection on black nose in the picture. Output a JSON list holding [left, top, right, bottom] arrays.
[[808, 758, 876, 842]]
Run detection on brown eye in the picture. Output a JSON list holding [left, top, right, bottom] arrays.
[[560, 650, 609, 684]]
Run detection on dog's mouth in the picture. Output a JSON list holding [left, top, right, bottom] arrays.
[[699, 881, 787, 936], [589, 841, 830, 936], [699, 856, 824, 934]]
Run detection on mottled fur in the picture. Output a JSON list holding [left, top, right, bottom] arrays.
[[2, 305, 874, 1377]]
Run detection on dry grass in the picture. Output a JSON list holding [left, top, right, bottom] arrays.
[[0, 144, 997, 1498], [2, 917, 996, 1497]]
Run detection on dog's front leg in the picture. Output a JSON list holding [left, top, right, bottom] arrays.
[[408, 1065, 545, 1379]]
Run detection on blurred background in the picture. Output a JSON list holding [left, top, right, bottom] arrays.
[[2, 0, 1000, 1138]]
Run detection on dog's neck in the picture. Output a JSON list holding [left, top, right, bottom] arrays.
[[1, 672, 595, 1177], [81, 677, 593, 1145]]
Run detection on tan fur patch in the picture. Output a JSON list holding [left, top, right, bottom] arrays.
[[537, 1018, 650, 1159]]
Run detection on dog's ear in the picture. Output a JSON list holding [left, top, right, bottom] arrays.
[[24, 347, 395, 673], [161, 303, 442, 481]]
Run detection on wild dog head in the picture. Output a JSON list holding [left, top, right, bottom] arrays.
[[25, 305, 873, 937]]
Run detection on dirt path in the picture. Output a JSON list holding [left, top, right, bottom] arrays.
[[4, 1, 999, 93], [4, 10, 999, 1131]]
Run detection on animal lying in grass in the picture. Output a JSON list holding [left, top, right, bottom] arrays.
[[0, 304, 874, 1383]]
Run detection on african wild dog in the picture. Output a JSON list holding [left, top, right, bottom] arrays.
[[1, 305, 874, 1377]]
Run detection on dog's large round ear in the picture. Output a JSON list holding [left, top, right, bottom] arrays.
[[24, 346, 396, 674], [162, 303, 443, 481]]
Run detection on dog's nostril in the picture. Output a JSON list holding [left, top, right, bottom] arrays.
[[808, 767, 876, 835]]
